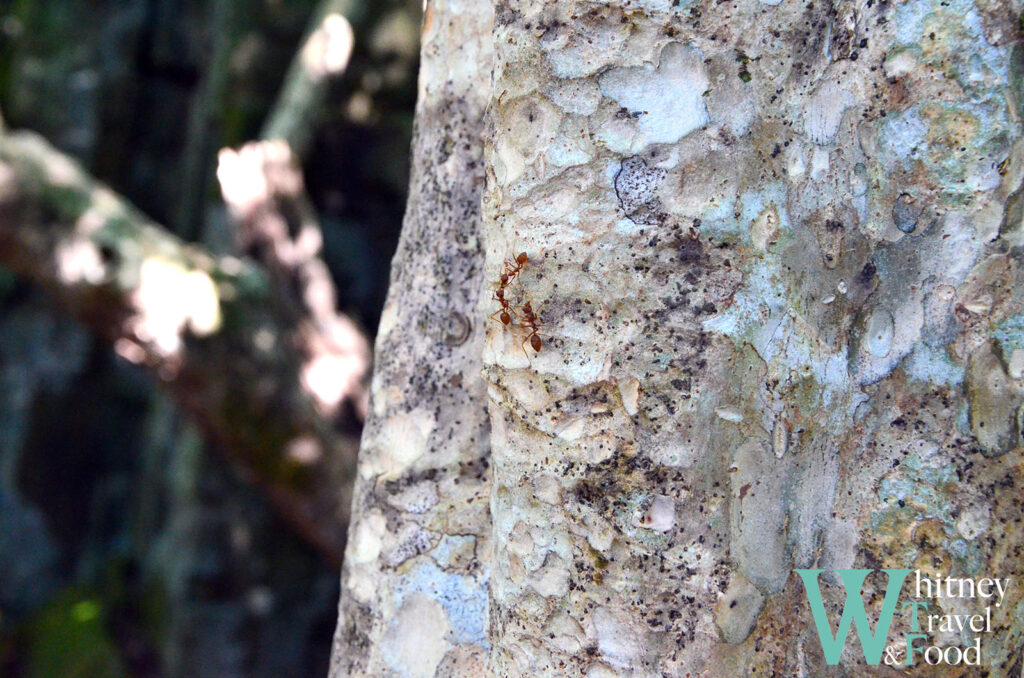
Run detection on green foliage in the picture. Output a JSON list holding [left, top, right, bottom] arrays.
[[25, 588, 125, 678]]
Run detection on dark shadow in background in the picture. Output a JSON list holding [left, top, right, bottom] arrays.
[[0, 1, 420, 675]]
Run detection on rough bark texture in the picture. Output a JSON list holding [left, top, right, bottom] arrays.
[[0, 130, 360, 563], [337, 0, 1024, 675], [329, 1, 495, 676], [483, 1, 1024, 675]]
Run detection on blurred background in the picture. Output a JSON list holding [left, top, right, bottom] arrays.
[[0, 1, 420, 676]]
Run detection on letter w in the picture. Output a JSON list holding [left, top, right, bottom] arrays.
[[795, 568, 912, 665]]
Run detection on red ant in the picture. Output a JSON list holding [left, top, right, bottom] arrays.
[[499, 252, 528, 287], [491, 251, 527, 324], [490, 286, 515, 325], [520, 301, 548, 356]]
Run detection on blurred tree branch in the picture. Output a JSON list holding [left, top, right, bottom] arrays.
[[0, 128, 365, 564], [174, 0, 241, 239], [261, 0, 356, 160], [0, 0, 370, 566], [216, 0, 365, 426]]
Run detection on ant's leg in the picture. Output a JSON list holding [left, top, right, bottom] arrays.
[[520, 334, 533, 361]]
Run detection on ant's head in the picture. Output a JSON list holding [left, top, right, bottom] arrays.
[[515, 252, 528, 266]]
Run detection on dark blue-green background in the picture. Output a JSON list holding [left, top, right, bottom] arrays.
[[0, 1, 419, 675]]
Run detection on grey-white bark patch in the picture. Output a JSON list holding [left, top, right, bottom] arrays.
[[956, 503, 991, 540], [715, 572, 765, 644], [380, 593, 452, 678], [505, 520, 534, 559], [618, 377, 641, 416], [598, 43, 709, 153], [966, 341, 1023, 456], [865, 308, 894, 358], [821, 517, 859, 570], [592, 606, 645, 669], [585, 663, 621, 678], [528, 552, 570, 598], [850, 162, 868, 196], [922, 282, 958, 346], [531, 473, 563, 505], [715, 406, 744, 422], [541, 5, 632, 78], [749, 203, 781, 252], [772, 420, 788, 459], [348, 509, 386, 564], [730, 440, 789, 594], [545, 78, 603, 116], [851, 301, 922, 385], [802, 82, 854, 145], [507, 96, 561, 162], [1009, 349, 1024, 380], [543, 611, 587, 655], [440, 310, 471, 347], [390, 559, 488, 647], [788, 441, 841, 569], [430, 534, 477, 570]]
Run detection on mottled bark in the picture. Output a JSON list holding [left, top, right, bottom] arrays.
[[484, 0, 1023, 675], [336, 0, 1024, 675], [0, 130, 359, 563], [329, 0, 495, 676]]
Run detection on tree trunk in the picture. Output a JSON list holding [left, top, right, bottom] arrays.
[[333, 0, 1024, 675], [329, 0, 495, 675]]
